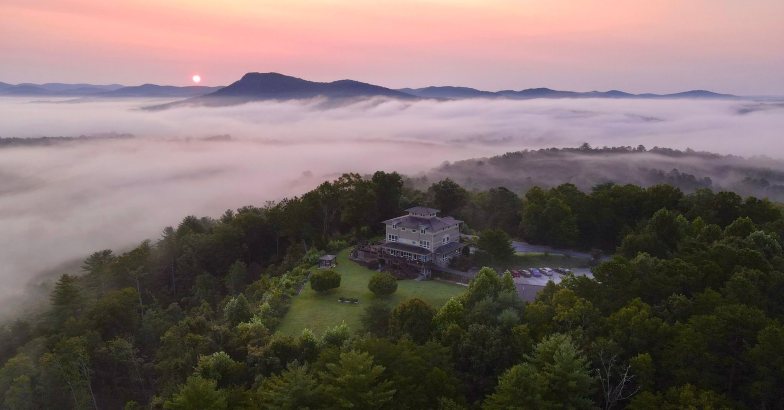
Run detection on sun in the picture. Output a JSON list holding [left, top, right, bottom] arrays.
[[192, 74, 201, 84]]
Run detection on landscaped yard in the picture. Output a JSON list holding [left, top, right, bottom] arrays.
[[277, 249, 467, 336]]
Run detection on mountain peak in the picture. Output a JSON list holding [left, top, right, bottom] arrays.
[[193, 72, 414, 105]]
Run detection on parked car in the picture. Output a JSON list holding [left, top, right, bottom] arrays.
[[521, 269, 532, 278], [542, 267, 554, 276], [557, 267, 572, 274], [531, 268, 542, 278], [510, 270, 521, 278]]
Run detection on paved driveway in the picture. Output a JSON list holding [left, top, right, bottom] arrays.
[[511, 240, 595, 259]]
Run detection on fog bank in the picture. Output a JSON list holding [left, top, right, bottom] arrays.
[[0, 95, 783, 316]]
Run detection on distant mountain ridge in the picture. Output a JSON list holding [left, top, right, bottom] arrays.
[[400, 86, 736, 100], [0, 82, 220, 98], [2, 73, 740, 103], [95, 84, 222, 98]]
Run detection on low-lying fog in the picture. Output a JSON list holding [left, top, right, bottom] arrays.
[[1, 96, 783, 316]]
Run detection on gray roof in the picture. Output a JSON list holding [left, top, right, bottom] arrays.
[[406, 206, 440, 214], [382, 214, 461, 231], [319, 255, 336, 261], [382, 242, 431, 255], [434, 241, 463, 255]]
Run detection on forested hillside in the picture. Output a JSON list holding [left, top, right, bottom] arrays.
[[421, 145, 784, 202], [1, 171, 783, 409]]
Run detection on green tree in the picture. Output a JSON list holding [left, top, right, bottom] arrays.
[[477, 229, 514, 264], [483, 334, 595, 410], [223, 294, 252, 326], [310, 269, 341, 292], [257, 363, 321, 410], [428, 178, 469, 215], [455, 324, 519, 401], [2, 374, 34, 410], [372, 171, 404, 221], [724, 216, 755, 238], [224, 260, 248, 295], [747, 324, 784, 407], [361, 301, 392, 337], [334, 174, 378, 237], [50, 274, 84, 327], [540, 196, 579, 247], [389, 298, 436, 343], [480, 187, 522, 234], [89, 287, 141, 339], [320, 322, 351, 348], [355, 337, 463, 409], [368, 272, 398, 296], [0, 354, 35, 410], [318, 351, 396, 409], [164, 375, 227, 410], [628, 384, 733, 410], [41, 336, 99, 410], [195, 351, 245, 388], [81, 249, 115, 297]]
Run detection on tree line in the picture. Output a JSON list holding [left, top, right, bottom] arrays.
[[0, 171, 782, 408]]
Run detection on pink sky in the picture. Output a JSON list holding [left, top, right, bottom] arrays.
[[1, 0, 783, 94]]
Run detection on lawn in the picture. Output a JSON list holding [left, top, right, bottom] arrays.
[[277, 249, 467, 336]]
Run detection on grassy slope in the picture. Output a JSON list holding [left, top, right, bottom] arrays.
[[277, 249, 466, 336]]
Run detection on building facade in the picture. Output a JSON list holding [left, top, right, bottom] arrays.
[[381, 206, 463, 270]]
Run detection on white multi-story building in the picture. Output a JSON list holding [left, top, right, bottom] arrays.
[[381, 206, 463, 268]]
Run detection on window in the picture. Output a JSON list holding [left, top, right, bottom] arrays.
[[420, 228, 426, 234], [387, 234, 398, 242], [401, 227, 406, 232], [442, 235, 449, 244], [421, 240, 430, 249]]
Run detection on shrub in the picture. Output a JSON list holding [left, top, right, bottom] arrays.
[[302, 249, 322, 266], [310, 269, 341, 293], [368, 272, 398, 296], [326, 239, 349, 253]]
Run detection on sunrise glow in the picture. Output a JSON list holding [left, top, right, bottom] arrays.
[[1, 0, 782, 93], [192, 75, 201, 84]]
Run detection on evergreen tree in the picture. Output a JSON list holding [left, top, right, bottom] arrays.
[[318, 351, 396, 409], [164, 376, 227, 410], [257, 363, 321, 410]]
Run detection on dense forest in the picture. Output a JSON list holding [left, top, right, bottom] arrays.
[[1, 171, 783, 409], [420, 145, 784, 202]]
